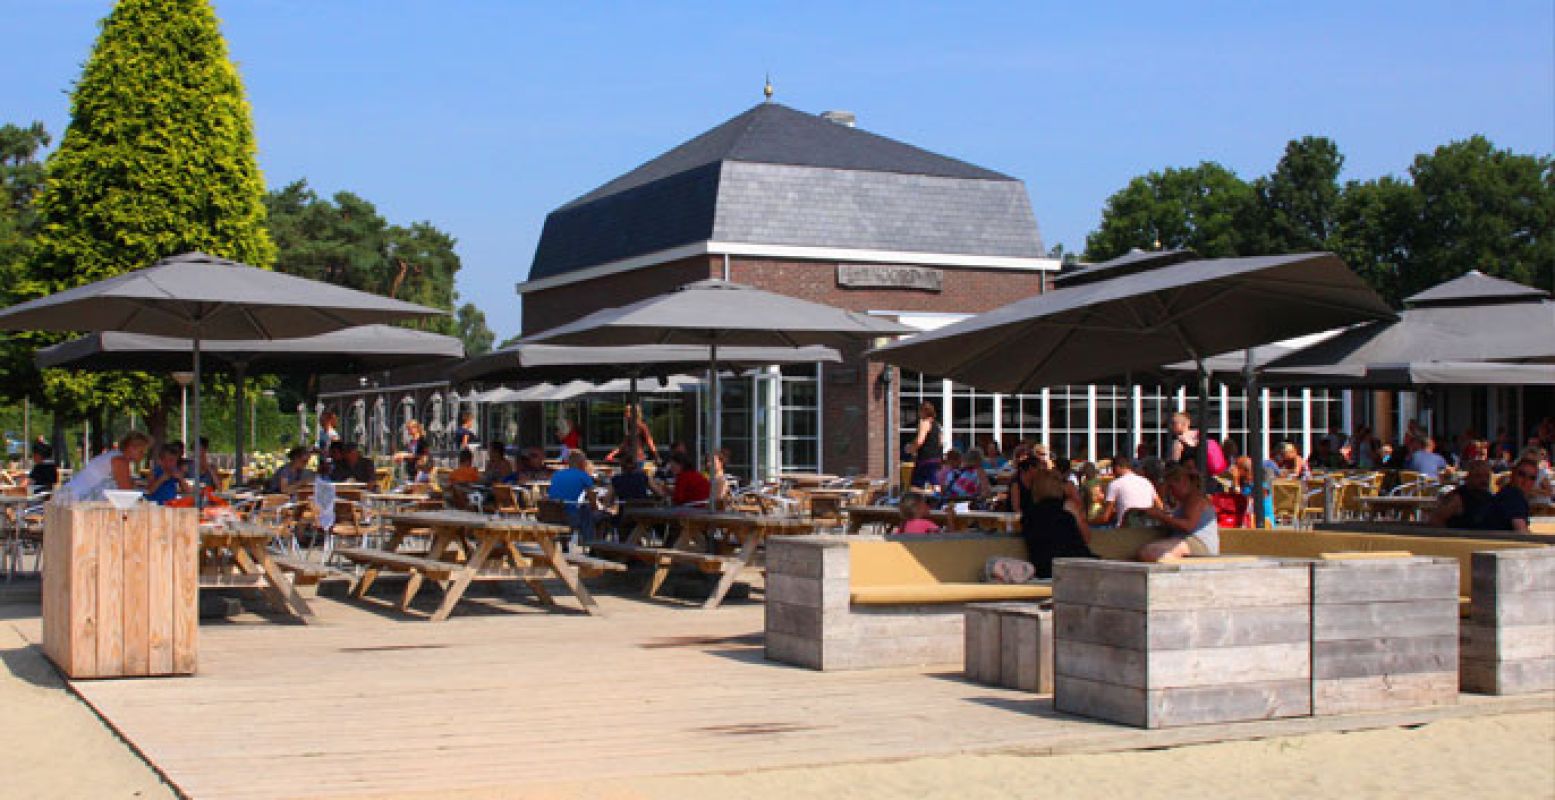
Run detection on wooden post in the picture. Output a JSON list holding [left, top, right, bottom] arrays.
[[42, 502, 198, 679]]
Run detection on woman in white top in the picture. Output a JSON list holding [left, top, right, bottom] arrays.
[[57, 431, 152, 503]]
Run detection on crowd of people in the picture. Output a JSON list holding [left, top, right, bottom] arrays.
[[901, 402, 1554, 573]]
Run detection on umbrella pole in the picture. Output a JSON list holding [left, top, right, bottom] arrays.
[[234, 362, 247, 488], [1246, 349, 1267, 529], [710, 339, 721, 510], [192, 334, 204, 510], [1196, 363, 1212, 479]]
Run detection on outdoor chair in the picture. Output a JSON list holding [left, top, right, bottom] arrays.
[[491, 484, 524, 517], [322, 500, 373, 563]]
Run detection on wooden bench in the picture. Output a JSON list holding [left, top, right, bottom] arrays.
[[511, 543, 627, 577], [765, 534, 1050, 671], [587, 541, 668, 563], [965, 603, 1053, 693]]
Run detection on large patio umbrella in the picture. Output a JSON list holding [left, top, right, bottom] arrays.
[[1267, 271, 1555, 370], [453, 342, 842, 384], [35, 324, 464, 482], [1265, 361, 1555, 387], [524, 280, 911, 461], [871, 252, 1394, 498], [0, 252, 442, 501]]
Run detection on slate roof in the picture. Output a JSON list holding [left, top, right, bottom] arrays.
[[528, 103, 1043, 283]]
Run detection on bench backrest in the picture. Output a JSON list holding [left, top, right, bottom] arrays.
[[848, 536, 1027, 588]]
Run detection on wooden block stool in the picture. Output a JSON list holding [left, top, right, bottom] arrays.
[[1311, 554, 1460, 714], [1052, 558, 1312, 729], [1462, 547, 1555, 695], [964, 602, 1053, 693]]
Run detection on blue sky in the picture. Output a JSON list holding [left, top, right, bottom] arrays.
[[7, 1, 1553, 341]]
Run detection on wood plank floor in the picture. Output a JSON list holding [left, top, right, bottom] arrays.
[[14, 579, 1553, 800]]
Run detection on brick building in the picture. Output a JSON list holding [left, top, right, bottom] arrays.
[[516, 102, 1058, 480]]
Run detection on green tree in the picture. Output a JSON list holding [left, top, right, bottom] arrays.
[[15, 0, 276, 437], [1243, 136, 1345, 254], [0, 123, 52, 375], [455, 301, 494, 355], [1400, 136, 1555, 298], [1084, 163, 1254, 261], [1332, 176, 1419, 306]]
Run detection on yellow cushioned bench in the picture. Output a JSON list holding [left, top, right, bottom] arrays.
[[847, 536, 1050, 605]]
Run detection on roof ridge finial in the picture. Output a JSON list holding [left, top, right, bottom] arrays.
[[763, 73, 773, 102]]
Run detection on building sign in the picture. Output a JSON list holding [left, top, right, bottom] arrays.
[[837, 264, 943, 292]]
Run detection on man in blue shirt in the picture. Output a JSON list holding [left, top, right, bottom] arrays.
[[547, 450, 599, 546], [144, 445, 187, 505], [1405, 436, 1448, 476]]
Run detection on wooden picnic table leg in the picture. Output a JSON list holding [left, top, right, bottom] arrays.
[[428, 535, 499, 622], [703, 528, 762, 610], [505, 540, 556, 606], [235, 543, 315, 621], [534, 532, 601, 615]]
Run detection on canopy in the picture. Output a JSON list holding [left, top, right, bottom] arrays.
[[1268, 271, 1555, 370], [35, 325, 464, 374], [1265, 361, 1555, 388], [869, 252, 1394, 393], [454, 342, 841, 384], [525, 279, 913, 348], [0, 251, 440, 339], [0, 251, 442, 496]]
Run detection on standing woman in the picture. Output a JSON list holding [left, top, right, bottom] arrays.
[[908, 402, 944, 489], [1167, 412, 1200, 467], [453, 411, 478, 452], [316, 410, 340, 454], [57, 431, 152, 502], [607, 404, 658, 464], [556, 417, 581, 460], [396, 419, 427, 482]]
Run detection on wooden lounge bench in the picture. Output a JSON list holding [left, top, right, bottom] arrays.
[[766, 534, 1050, 670]]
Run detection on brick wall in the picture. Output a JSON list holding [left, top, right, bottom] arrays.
[[520, 256, 718, 336]]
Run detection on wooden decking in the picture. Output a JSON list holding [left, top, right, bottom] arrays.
[[12, 579, 1553, 800]]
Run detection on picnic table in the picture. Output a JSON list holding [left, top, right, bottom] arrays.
[[600, 507, 817, 609], [198, 523, 314, 622], [339, 510, 606, 621], [845, 505, 1021, 534], [1356, 495, 1438, 521]]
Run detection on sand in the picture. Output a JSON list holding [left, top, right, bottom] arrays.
[[0, 612, 174, 799], [2, 596, 1551, 800], [403, 711, 1555, 800]]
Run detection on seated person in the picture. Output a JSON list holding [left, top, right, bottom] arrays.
[[896, 494, 941, 534], [24, 442, 58, 496], [658, 451, 710, 507], [183, 437, 218, 488], [933, 449, 962, 490], [1018, 468, 1093, 578], [1309, 438, 1347, 470], [1093, 455, 1160, 526], [412, 454, 433, 484], [1481, 457, 1540, 534], [1429, 460, 1496, 529], [329, 442, 377, 484], [1137, 465, 1220, 561], [144, 444, 189, 505], [484, 440, 516, 484], [605, 452, 656, 503], [266, 446, 313, 494], [941, 447, 993, 507], [446, 449, 483, 484], [548, 450, 601, 543], [513, 447, 551, 484], [1405, 436, 1448, 476]]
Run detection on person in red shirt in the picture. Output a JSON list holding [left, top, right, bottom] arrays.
[[662, 451, 710, 506]]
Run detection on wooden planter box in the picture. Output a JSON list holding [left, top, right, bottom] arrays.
[[1053, 558, 1313, 729], [42, 502, 199, 679]]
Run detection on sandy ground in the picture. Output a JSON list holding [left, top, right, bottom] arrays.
[[0, 611, 175, 799], [2, 595, 1551, 800], [379, 711, 1555, 800]]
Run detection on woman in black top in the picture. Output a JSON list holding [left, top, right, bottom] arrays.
[[909, 402, 944, 488], [1014, 462, 1095, 579], [1168, 411, 1200, 467]]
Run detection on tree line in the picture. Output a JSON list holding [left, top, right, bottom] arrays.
[[1084, 135, 1554, 306]]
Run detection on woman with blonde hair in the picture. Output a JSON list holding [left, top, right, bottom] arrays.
[[1138, 464, 1220, 561], [57, 431, 151, 502]]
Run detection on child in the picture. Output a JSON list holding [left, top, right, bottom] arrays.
[[897, 494, 941, 535]]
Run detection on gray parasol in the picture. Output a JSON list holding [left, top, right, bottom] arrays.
[[525, 280, 910, 467], [0, 252, 442, 502], [35, 324, 463, 482]]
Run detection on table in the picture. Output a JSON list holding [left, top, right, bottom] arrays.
[[844, 505, 1019, 534], [1, 494, 35, 580], [198, 524, 314, 622], [1357, 495, 1438, 521], [615, 507, 817, 609], [348, 510, 595, 621], [772, 473, 839, 489]]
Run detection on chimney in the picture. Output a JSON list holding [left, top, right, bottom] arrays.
[[819, 110, 856, 128]]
